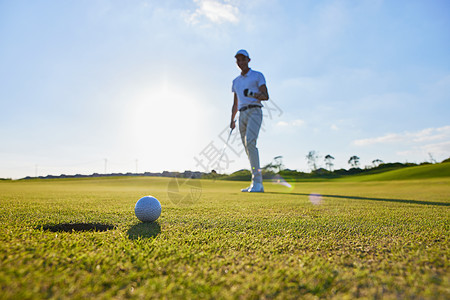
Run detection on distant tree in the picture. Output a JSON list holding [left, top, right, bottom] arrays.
[[428, 153, 437, 164], [372, 159, 383, 168], [262, 162, 276, 172], [273, 156, 284, 172], [306, 151, 320, 171], [324, 154, 335, 171], [348, 155, 360, 168], [263, 156, 284, 173]]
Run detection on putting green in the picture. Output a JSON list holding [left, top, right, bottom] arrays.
[[0, 177, 448, 298]]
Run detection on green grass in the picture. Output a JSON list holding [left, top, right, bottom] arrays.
[[336, 162, 450, 182], [0, 176, 449, 299]]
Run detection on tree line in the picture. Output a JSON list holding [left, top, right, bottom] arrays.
[[305, 150, 384, 172], [254, 151, 449, 180], [264, 151, 387, 173]]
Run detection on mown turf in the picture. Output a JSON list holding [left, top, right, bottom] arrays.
[[0, 177, 449, 299], [336, 162, 450, 182]]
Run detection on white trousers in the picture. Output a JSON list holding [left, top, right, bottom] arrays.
[[239, 107, 263, 184]]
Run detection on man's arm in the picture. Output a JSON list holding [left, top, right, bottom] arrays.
[[230, 93, 238, 129], [255, 84, 269, 101]]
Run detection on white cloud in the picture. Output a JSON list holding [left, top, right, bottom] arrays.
[[353, 126, 450, 147], [276, 119, 305, 128], [330, 124, 338, 131], [396, 141, 450, 160], [292, 119, 305, 127], [421, 141, 450, 156], [187, 0, 239, 24], [276, 121, 289, 127], [412, 126, 450, 142], [351, 126, 450, 164], [353, 133, 402, 146]]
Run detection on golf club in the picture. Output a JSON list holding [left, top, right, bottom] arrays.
[[217, 122, 235, 164]]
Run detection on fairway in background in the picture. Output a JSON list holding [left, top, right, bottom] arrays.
[[336, 161, 450, 182]]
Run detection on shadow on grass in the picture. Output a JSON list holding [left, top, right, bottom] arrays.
[[127, 222, 161, 240], [40, 223, 116, 232], [266, 192, 450, 207]]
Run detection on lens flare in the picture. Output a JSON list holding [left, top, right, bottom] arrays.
[[309, 193, 323, 205], [271, 174, 295, 192]]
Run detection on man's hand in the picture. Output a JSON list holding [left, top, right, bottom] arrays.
[[257, 84, 269, 100], [230, 119, 236, 130], [244, 85, 269, 101], [230, 93, 238, 129], [254, 92, 265, 100]]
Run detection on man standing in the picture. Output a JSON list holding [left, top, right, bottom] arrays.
[[230, 49, 269, 192]]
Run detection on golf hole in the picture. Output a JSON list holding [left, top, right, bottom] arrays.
[[41, 223, 116, 233]]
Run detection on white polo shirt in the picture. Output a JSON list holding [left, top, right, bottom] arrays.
[[232, 69, 266, 110]]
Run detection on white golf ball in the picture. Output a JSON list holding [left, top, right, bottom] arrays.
[[134, 196, 161, 222]]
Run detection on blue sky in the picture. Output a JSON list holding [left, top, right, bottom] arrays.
[[1, 0, 449, 179]]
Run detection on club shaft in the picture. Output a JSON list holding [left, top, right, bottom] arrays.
[[218, 128, 234, 162]]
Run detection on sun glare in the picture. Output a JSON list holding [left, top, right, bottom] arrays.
[[121, 83, 202, 169]]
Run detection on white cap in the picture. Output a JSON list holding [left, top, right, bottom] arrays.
[[235, 49, 250, 58]]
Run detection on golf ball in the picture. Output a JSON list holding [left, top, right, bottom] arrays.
[[134, 196, 161, 222]]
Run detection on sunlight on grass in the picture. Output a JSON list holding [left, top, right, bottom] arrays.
[[0, 177, 448, 298]]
